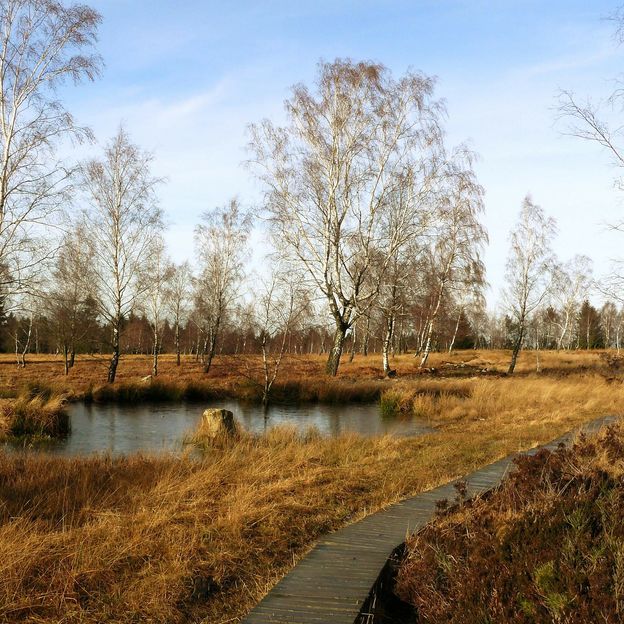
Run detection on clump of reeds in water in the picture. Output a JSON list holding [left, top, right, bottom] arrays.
[[4, 385, 69, 438], [87, 378, 227, 403]]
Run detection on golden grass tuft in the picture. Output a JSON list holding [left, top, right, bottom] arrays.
[[1, 387, 69, 439]]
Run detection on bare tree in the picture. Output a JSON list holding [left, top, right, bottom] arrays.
[[167, 260, 191, 366], [81, 128, 163, 383], [601, 300, 618, 348], [378, 258, 406, 376], [46, 225, 96, 374], [503, 196, 557, 374], [418, 153, 487, 368], [448, 279, 486, 353], [194, 198, 251, 373], [377, 166, 436, 376], [249, 59, 446, 376], [143, 235, 173, 377], [558, 13, 624, 299], [550, 255, 593, 350], [254, 267, 308, 405], [11, 301, 33, 367], [0, 0, 101, 303]]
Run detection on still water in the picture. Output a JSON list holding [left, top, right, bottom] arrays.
[[8, 400, 434, 456]]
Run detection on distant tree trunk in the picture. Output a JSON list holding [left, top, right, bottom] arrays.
[[382, 313, 395, 376], [63, 344, 69, 376], [397, 316, 405, 354], [152, 328, 159, 377], [415, 312, 429, 356], [448, 309, 463, 353], [419, 318, 436, 368], [108, 320, 121, 383], [175, 320, 181, 366], [193, 326, 199, 361], [508, 324, 525, 375], [420, 278, 447, 368], [204, 319, 220, 374], [557, 310, 570, 350], [326, 322, 348, 376], [16, 316, 33, 368], [261, 327, 289, 406], [362, 315, 371, 356], [349, 324, 356, 363]]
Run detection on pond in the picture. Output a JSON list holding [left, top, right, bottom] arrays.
[[6, 399, 435, 456]]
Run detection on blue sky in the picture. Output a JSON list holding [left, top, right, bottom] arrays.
[[64, 1, 624, 307]]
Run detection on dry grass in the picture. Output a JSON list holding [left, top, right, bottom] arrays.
[[0, 384, 69, 439], [0, 350, 623, 621]]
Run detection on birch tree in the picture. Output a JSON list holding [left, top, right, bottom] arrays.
[[143, 235, 173, 377], [448, 279, 486, 353], [47, 226, 96, 374], [418, 153, 487, 368], [254, 268, 308, 405], [551, 255, 593, 349], [11, 301, 33, 367], [558, 12, 624, 298], [81, 128, 163, 383], [503, 196, 556, 374], [194, 198, 251, 373], [377, 165, 436, 376], [0, 0, 101, 303], [167, 261, 191, 366], [249, 59, 445, 376]]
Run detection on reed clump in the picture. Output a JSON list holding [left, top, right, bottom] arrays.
[[2, 385, 69, 438], [84, 372, 387, 406], [89, 378, 227, 403]]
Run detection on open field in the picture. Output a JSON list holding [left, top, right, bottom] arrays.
[[1, 350, 624, 621]]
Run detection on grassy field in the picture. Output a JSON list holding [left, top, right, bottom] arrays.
[[0, 349, 623, 622]]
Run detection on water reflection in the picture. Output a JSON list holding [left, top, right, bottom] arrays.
[[7, 399, 434, 456]]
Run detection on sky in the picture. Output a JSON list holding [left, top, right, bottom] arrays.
[[63, 0, 624, 309]]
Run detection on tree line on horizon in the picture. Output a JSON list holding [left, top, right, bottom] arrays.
[[1, 0, 623, 384]]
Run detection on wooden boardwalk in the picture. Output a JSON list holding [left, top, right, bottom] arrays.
[[242, 415, 619, 624]]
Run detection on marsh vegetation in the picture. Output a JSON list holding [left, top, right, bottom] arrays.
[[396, 422, 624, 623], [0, 350, 622, 621]]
